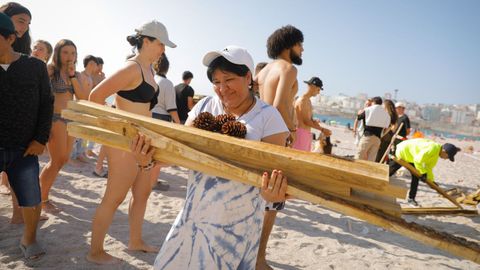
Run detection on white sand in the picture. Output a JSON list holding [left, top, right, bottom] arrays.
[[1, 125, 479, 269]]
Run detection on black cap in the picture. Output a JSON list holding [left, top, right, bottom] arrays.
[[304, 77, 323, 89], [0, 12, 15, 35], [442, 143, 460, 162]]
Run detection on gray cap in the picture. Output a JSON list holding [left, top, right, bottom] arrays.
[[134, 20, 176, 48]]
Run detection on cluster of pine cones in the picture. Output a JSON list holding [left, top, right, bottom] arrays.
[[193, 112, 247, 138]]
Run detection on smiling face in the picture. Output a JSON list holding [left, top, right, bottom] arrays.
[[32, 41, 48, 62], [212, 69, 252, 111], [10, 13, 30, 38]]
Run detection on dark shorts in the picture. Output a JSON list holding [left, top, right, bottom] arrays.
[[152, 112, 172, 122], [265, 202, 285, 211], [0, 148, 41, 207]]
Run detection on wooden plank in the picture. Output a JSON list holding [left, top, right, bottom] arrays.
[[65, 122, 480, 264], [402, 207, 478, 216], [67, 123, 351, 197], [63, 101, 407, 199], [290, 186, 480, 264], [380, 122, 404, 164], [392, 157, 463, 208]]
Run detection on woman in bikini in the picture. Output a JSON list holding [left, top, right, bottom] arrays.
[[39, 39, 88, 213], [87, 20, 176, 265]]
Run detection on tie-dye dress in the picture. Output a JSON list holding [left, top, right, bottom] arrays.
[[154, 96, 287, 270]]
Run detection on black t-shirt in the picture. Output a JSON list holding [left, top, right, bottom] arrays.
[[0, 55, 54, 148], [174, 83, 194, 121], [397, 114, 411, 138]]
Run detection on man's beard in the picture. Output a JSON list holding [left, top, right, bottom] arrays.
[[290, 50, 303, 65]]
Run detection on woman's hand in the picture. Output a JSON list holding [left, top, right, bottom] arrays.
[[66, 61, 76, 77], [130, 134, 154, 167], [260, 170, 288, 202]]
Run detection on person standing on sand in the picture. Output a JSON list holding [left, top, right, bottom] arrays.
[[389, 139, 460, 206], [293, 77, 331, 152], [0, 13, 53, 260], [88, 19, 176, 265], [255, 24, 304, 270]]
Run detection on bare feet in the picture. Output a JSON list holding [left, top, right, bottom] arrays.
[[42, 200, 61, 214], [86, 251, 122, 265], [0, 184, 10, 195], [10, 213, 49, 224], [128, 242, 159, 253], [256, 259, 274, 270]]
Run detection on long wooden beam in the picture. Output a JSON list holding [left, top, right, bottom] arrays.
[[402, 207, 478, 215], [67, 123, 480, 264], [63, 101, 407, 199]]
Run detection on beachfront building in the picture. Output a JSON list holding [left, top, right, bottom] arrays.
[[451, 109, 476, 125], [421, 105, 441, 122]]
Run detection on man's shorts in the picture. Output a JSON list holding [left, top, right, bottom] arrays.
[[0, 148, 41, 207], [265, 202, 285, 211]]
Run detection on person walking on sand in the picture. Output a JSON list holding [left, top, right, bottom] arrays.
[[88, 19, 176, 265], [154, 45, 289, 269], [175, 70, 195, 124], [255, 25, 304, 270], [293, 77, 331, 152], [39, 39, 89, 214], [0, 13, 54, 260]]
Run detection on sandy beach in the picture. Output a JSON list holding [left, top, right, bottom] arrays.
[[1, 125, 479, 269]]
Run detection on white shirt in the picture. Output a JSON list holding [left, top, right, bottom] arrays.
[[152, 75, 177, 115]]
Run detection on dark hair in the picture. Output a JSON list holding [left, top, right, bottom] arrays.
[[0, 29, 15, 39], [51, 39, 77, 79], [0, 2, 32, 55], [154, 53, 169, 76], [182, 70, 194, 81], [34, 40, 53, 62], [96, 57, 104, 65], [267, 25, 303, 59], [255, 62, 268, 76], [372, 96, 383, 105], [83, 54, 98, 68], [206, 56, 250, 83], [383, 99, 398, 126], [126, 34, 156, 51]]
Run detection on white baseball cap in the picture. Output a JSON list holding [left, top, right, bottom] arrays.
[[202, 45, 254, 75], [395, 102, 406, 108], [134, 20, 176, 48]]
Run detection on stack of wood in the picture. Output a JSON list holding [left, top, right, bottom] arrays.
[[61, 100, 480, 264], [448, 188, 480, 205]]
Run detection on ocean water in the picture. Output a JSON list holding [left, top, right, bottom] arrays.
[[314, 114, 480, 141]]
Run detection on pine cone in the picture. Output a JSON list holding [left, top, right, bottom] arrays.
[[221, 121, 247, 138], [193, 112, 216, 131], [213, 114, 236, 132]]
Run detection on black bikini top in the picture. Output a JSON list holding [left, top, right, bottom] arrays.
[[117, 60, 158, 110]]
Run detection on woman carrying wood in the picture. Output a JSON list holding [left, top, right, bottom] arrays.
[[152, 45, 289, 269], [87, 20, 176, 265]]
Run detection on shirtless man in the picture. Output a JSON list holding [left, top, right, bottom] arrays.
[[80, 55, 98, 91], [255, 25, 304, 270], [293, 77, 332, 151]]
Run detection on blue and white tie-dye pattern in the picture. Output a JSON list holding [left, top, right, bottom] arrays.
[[154, 96, 287, 270]]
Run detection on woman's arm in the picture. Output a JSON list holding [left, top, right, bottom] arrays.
[[89, 62, 140, 104]]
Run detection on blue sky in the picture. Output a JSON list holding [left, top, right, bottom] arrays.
[[20, 0, 480, 104]]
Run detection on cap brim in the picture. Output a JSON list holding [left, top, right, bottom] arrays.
[[202, 51, 223, 67], [449, 156, 455, 162], [164, 39, 177, 48]]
